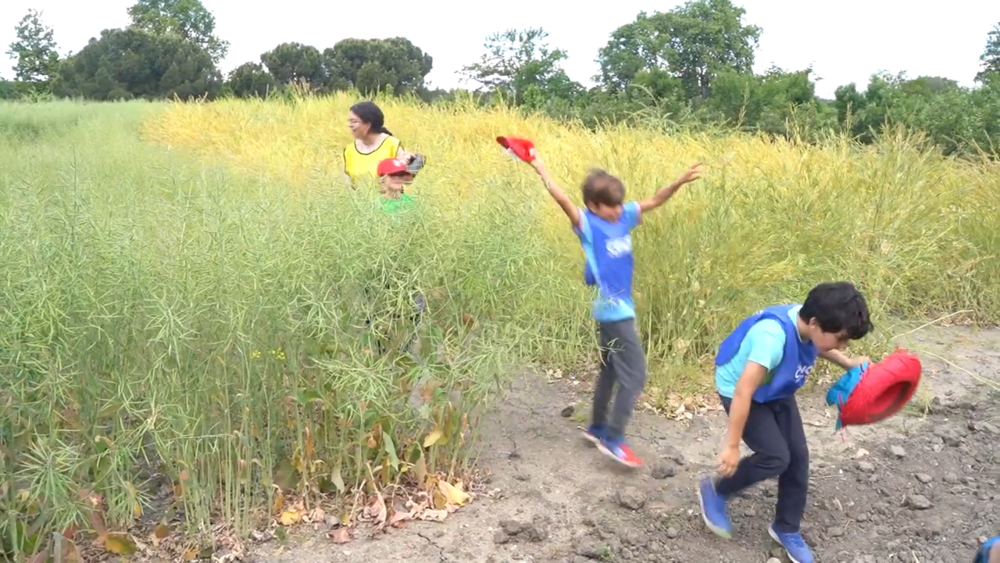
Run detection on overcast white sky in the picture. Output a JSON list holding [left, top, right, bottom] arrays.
[[2, 0, 997, 98]]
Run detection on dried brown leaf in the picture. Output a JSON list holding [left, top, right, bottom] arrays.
[[387, 509, 412, 528], [416, 509, 448, 522], [328, 527, 352, 544], [362, 491, 388, 529], [305, 506, 325, 524]]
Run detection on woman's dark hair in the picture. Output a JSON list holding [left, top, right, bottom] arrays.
[[349, 101, 392, 136]]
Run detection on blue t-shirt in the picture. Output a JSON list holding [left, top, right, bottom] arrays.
[[575, 201, 641, 322], [976, 536, 999, 563], [716, 305, 804, 399]]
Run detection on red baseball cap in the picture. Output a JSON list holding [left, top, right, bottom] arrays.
[[377, 158, 411, 176], [496, 136, 537, 163]]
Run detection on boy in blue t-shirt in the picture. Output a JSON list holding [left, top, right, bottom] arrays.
[[698, 282, 873, 563], [522, 152, 703, 468], [976, 536, 999, 563]]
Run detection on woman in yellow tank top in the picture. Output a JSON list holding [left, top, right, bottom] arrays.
[[344, 101, 418, 185]]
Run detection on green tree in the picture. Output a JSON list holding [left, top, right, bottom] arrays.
[[597, 0, 762, 101], [460, 28, 582, 107], [5, 9, 61, 94], [53, 28, 222, 100], [0, 79, 18, 99], [226, 62, 277, 98], [707, 66, 818, 135], [322, 37, 433, 95], [260, 42, 325, 88], [976, 23, 1000, 85], [833, 72, 902, 144], [127, 0, 228, 63]]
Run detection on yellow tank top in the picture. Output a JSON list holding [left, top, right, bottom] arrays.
[[343, 135, 402, 183]]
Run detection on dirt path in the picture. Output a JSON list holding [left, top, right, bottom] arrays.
[[250, 326, 999, 563]]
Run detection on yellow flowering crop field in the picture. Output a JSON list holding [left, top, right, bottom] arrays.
[[0, 95, 996, 558]]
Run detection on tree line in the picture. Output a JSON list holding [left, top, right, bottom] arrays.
[[4, 0, 1000, 158]]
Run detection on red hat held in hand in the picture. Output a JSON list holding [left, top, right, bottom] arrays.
[[496, 136, 537, 163], [376, 158, 412, 176]]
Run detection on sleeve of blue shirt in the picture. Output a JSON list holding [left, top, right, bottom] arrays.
[[715, 319, 787, 398], [745, 319, 786, 371], [622, 201, 641, 231], [574, 209, 592, 243]]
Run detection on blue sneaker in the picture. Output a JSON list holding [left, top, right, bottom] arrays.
[[697, 476, 733, 539], [768, 525, 814, 563], [596, 437, 643, 468], [581, 424, 605, 445]]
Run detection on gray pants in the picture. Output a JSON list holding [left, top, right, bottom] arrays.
[[592, 319, 647, 442]]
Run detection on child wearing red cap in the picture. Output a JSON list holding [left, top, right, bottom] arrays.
[[376, 157, 419, 214], [516, 148, 703, 468], [364, 157, 426, 357]]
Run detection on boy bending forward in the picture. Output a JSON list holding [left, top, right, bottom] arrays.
[[698, 282, 873, 563], [522, 152, 702, 467]]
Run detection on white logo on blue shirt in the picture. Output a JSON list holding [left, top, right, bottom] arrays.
[[794, 364, 813, 384], [605, 235, 632, 258]]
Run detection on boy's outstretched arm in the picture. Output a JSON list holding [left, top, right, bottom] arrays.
[[638, 163, 703, 213], [819, 349, 869, 370], [530, 157, 581, 229], [719, 362, 767, 476]]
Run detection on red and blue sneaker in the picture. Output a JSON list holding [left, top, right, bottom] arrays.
[[596, 437, 643, 468], [582, 424, 605, 445]]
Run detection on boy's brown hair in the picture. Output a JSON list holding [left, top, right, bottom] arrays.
[[582, 169, 625, 207]]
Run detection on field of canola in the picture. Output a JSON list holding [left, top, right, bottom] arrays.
[[0, 95, 997, 558]]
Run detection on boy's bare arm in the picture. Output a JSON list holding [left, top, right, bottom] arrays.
[[819, 349, 869, 370], [989, 542, 1000, 563], [726, 363, 767, 447], [718, 362, 767, 476], [530, 158, 581, 229], [638, 163, 703, 213]]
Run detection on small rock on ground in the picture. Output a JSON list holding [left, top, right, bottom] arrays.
[[651, 463, 676, 479], [615, 487, 646, 510], [905, 494, 933, 510]]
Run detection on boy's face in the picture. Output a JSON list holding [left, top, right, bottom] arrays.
[[804, 318, 851, 353], [587, 202, 623, 223], [380, 172, 413, 197]]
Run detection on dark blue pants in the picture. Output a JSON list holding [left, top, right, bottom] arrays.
[[715, 394, 809, 533]]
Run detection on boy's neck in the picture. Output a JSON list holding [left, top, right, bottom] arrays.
[[795, 317, 811, 343]]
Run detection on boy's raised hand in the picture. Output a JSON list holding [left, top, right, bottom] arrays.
[[529, 153, 545, 172], [676, 162, 703, 186]]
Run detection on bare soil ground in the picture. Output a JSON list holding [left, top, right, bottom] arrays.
[[249, 326, 1000, 563]]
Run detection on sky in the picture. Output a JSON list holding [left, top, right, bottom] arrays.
[[2, 0, 998, 99]]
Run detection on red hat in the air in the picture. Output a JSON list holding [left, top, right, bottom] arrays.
[[496, 136, 537, 163]]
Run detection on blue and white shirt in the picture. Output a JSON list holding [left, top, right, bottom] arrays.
[[575, 201, 641, 323]]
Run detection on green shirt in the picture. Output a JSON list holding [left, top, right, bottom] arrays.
[[380, 193, 418, 214]]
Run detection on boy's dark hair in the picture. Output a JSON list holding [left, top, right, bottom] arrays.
[[582, 169, 625, 207], [799, 281, 873, 339]]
